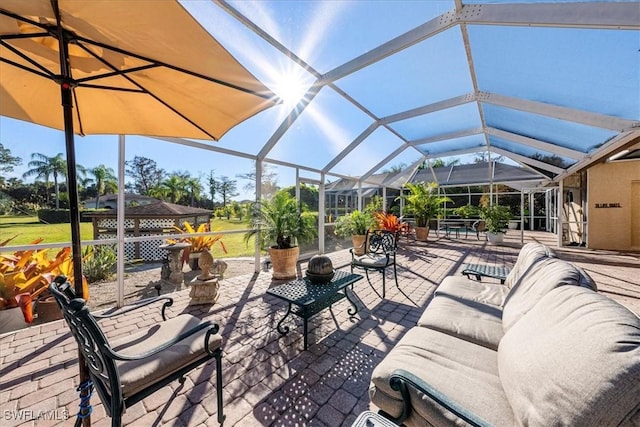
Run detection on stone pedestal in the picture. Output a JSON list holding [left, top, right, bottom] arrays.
[[158, 243, 190, 286], [189, 277, 220, 305]]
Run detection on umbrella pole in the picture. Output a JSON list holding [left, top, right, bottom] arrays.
[[52, 0, 91, 424]]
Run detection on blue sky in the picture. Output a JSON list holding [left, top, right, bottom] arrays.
[[0, 1, 450, 199], [1, 0, 638, 200]]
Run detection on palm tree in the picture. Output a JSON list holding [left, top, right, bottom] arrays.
[[184, 177, 202, 207], [88, 165, 117, 208], [162, 175, 186, 204], [23, 152, 67, 208]]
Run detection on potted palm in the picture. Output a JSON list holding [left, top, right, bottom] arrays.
[[334, 210, 377, 255], [404, 182, 451, 241], [245, 191, 316, 280], [479, 204, 512, 244]]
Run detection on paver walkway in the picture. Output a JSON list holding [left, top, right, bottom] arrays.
[[1, 231, 638, 426]]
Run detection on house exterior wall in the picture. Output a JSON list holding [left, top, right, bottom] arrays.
[[587, 160, 640, 251]]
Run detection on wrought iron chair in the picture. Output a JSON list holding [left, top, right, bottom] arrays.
[[350, 229, 399, 298], [49, 277, 225, 427]]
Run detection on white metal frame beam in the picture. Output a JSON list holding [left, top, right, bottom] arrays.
[[486, 127, 585, 160], [491, 147, 565, 175], [463, 2, 640, 30], [480, 92, 640, 132], [409, 128, 483, 147]]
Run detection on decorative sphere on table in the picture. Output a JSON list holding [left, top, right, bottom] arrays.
[[306, 255, 335, 283]]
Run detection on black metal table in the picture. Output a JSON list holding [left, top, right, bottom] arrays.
[[266, 270, 363, 350]]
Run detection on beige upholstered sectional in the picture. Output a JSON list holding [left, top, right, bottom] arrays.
[[369, 243, 640, 426]]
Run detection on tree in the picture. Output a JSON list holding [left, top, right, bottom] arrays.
[[162, 174, 187, 204], [88, 165, 117, 208], [22, 152, 67, 208], [184, 176, 203, 207], [125, 156, 165, 195], [382, 163, 407, 173], [208, 170, 219, 205], [237, 162, 279, 199], [0, 143, 22, 174], [429, 158, 460, 168], [218, 176, 238, 217], [281, 183, 319, 211], [474, 152, 504, 163]]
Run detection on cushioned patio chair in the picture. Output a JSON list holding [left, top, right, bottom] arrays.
[[471, 220, 487, 240], [50, 277, 225, 427], [351, 229, 399, 298]]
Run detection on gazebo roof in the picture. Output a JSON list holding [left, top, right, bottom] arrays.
[[84, 201, 212, 218]]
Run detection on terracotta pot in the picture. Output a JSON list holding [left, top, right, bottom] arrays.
[[415, 226, 430, 241], [351, 234, 367, 256], [35, 296, 63, 323], [269, 246, 299, 280]]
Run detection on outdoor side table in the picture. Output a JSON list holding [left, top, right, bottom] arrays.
[[266, 270, 363, 350], [350, 411, 398, 427]]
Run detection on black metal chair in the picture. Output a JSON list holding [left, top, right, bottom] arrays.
[[49, 277, 225, 427], [350, 229, 399, 298]]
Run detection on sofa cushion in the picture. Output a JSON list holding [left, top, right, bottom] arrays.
[[417, 294, 504, 350], [498, 286, 640, 427], [435, 275, 508, 306], [370, 327, 516, 427], [504, 242, 554, 289], [502, 257, 597, 331]]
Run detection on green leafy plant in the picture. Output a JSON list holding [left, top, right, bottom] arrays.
[[334, 210, 376, 237], [404, 182, 452, 227], [244, 191, 316, 250], [454, 204, 479, 219], [82, 245, 117, 283], [479, 204, 512, 233]]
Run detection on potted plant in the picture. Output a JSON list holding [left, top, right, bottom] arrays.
[[479, 204, 512, 244], [0, 236, 88, 333], [245, 191, 316, 280], [170, 222, 227, 270], [404, 182, 451, 241], [334, 210, 376, 255]]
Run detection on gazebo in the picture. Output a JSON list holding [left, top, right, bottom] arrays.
[[84, 201, 212, 261]]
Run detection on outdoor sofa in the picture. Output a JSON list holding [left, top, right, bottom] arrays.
[[369, 243, 640, 426]]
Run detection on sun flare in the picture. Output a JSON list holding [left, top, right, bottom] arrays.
[[272, 69, 310, 109]]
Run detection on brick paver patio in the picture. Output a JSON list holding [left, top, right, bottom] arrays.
[[1, 231, 638, 426]]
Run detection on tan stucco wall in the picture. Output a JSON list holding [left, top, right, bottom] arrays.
[[587, 160, 640, 251]]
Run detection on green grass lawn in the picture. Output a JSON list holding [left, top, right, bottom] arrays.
[[0, 216, 255, 258]]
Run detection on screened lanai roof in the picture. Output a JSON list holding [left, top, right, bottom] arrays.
[[159, 1, 639, 189]]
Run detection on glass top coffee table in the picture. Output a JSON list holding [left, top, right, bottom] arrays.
[[266, 270, 363, 350]]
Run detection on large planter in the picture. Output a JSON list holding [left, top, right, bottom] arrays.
[[415, 226, 430, 241], [269, 246, 300, 280], [486, 231, 505, 245], [35, 296, 63, 323], [0, 307, 29, 334], [351, 234, 367, 256]]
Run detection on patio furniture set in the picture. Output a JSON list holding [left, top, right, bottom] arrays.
[[369, 242, 640, 426], [48, 238, 639, 426]]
